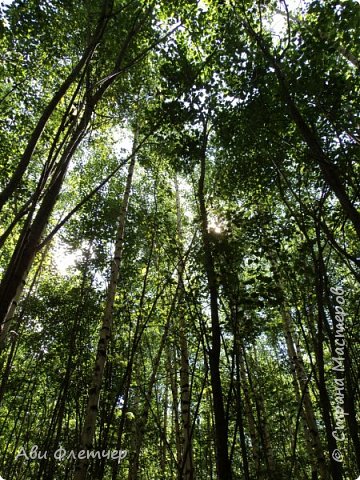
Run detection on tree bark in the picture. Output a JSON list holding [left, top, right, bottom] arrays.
[[175, 177, 195, 480], [73, 135, 136, 480], [197, 123, 232, 480]]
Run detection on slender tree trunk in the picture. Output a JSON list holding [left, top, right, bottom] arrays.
[[175, 178, 195, 480], [281, 306, 329, 479], [197, 123, 232, 480], [232, 309, 250, 480], [37, 248, 93, 480], [127, 292, 175, 480], [238, 344, 260, 477], [73, 136, 136, 480], [162, 377, 169, 477], [312, 236, 343, 480], [106, 228, 159, 480], [1, 365, 37, 476], [0, 241, 50, 404], [168, 343, 182, 472], [246, 348, 276, 479], [104, 331, 140, 479]]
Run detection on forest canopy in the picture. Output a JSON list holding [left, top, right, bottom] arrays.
[[0, 0, 359, 479]]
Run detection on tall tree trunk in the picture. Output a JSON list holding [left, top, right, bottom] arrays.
[[73, 135, 136, 480], [107, 227, 158, 480], [246, 347, 276, 479], [168, 343, 182, 473], [175, 177, 195, 480], [37, 247, 93, 480], [232, 309, 250, 480], [197, 123, 232, 480], [162, 377, 169, 477]]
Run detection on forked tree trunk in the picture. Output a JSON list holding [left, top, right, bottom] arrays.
[[73, 135, 137, 480]]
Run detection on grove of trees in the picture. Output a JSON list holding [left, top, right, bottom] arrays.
[[0, 0, 359, 479]]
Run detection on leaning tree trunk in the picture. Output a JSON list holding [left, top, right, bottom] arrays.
[[197, 123, 232, 480], [281, 306, 329, 479], [0, 15, 143, 348], [0, 111, 91, 349], [0, 0, 114, 213], [73, 136, 137, 480], [241, 17, 360, 240]]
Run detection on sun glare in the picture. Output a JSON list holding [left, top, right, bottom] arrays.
[[208, 215, 225, 234], [111, 126, 134, 157], [53, 242, 81, 275]]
